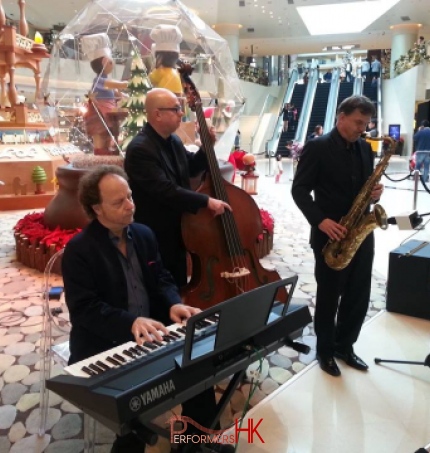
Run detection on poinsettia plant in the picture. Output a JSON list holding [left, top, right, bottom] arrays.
[[258, 208, 275, 241], [14, 212, 81, 251]]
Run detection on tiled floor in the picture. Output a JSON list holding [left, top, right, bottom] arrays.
[[230, 310, 430, 453], [0, 155, 429, 452]]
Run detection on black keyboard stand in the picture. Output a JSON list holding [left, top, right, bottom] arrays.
[[284, 337, 311, 354], [209, 369, 246, 430], [144, 368, 246, 443]]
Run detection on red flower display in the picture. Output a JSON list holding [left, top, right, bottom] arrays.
[[14, 212, 81, 251], [258, 208, 275, 241]]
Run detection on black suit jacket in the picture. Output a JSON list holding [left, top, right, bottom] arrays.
[[124, 124, 209, 285], [62, 219, 181, 364], [291, 128, 374, 249]]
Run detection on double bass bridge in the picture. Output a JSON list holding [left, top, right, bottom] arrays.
[[220, 267, 250, 280]]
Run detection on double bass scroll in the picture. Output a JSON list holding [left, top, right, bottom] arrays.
[[178, 62, 287, 309]]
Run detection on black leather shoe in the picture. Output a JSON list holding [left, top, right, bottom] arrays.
[[334, 351, 368, 371], [316, 355, 341, 377]]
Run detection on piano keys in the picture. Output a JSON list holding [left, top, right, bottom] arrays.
[[65, 315, 219, 379]]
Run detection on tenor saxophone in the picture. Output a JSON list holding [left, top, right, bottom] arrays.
[[323, 136, 396, 270]]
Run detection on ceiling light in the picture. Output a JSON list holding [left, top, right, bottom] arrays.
[[297, 0, 401, 35]]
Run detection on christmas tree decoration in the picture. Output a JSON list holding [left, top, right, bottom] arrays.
[[31, 165, 47, 194], [121, 53, 152, 149]]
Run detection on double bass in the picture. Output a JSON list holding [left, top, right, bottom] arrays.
[[179, 63, 287, 309]]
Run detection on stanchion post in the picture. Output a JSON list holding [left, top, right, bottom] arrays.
[[413, 170, 420, 210], [266, 148, 274, 177]]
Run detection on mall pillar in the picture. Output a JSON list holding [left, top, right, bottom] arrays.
[[390, 23, 421, 78], [212, 23, 241, 61]]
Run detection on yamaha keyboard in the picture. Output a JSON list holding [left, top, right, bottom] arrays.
[[47, 277, 311, 436]]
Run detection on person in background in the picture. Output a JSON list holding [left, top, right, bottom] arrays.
[[124, 88, 231, 289], [323, 69, 332, 83], [291, 104, 298, 131], [281, 102, 290, 132], [284, 140, 294, 158], [413, 119, 430, 183], [287, 140, 301, 180], [303, 71, 309, 84], [291, 95, 383, 378], [307, 125, 323, 142], [370, 55, 381, 81], [275, 150, 283, 183], [361, 58, 370, 81], [234, 129, 241, 149], [345, 60, 353, 82], [366, 119, 378, 138]]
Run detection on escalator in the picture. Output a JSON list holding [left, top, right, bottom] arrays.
[[362, 80, 378, 116], [277, 83, 307, 156], [306, 83, 330, 139], [336, 82, 354, 108], [363, 81, 377, 104]]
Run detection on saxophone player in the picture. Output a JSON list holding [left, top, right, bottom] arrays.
[[291, 96, 384, 377]]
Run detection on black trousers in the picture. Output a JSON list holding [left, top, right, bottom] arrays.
[[312, 233, 374, 357], [182, 387, 218, 431], [118, 388, 217, 450]]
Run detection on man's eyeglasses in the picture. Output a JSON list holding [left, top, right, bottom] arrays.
[[157, 105, 183, 113]]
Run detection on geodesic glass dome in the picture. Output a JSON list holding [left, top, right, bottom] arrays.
[[39, 0, 244, 158]]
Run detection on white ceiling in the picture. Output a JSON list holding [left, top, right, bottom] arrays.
[[3, 0, 430, 56]]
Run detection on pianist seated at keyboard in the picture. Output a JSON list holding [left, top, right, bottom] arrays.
[[62, 165, 233, 453]]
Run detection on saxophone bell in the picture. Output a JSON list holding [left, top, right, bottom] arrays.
[[373, 204, 388, 230]]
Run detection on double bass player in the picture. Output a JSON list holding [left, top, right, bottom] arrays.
[[124, 87, 231, 289]]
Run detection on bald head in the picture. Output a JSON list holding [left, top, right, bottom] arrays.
[[146, 88, 178, 117], [145, 88, 183, 138]]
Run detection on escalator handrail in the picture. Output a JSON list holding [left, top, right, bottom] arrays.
[[323, 68, 341, 132], [295, 67, 319, 144]]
